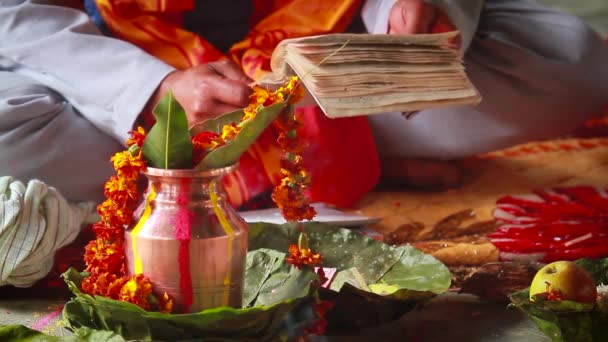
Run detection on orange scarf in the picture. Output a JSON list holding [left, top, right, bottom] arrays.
[[93, 0, 361, 79]]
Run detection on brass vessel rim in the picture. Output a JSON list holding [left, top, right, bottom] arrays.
[[142, 164, 238, 178]]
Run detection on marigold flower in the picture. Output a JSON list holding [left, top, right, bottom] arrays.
[[91, 222, 123, 241], [104, 176, 139, 205], [97, 199, 134, 227], [120, 274, 153, 310], [192, 131, 225, 165], [277, 132, 308, 154], [158, 292, 175, 314], [84, 238, 126, 275], [221, 122, 241, 141], [126, 126, 146, 147], [81, 271, 122, 297], [250, 85, 272, 106], [111, 150, 146, 180], [286, 244, 322, 269]]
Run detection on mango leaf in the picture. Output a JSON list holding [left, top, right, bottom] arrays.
[[142, 92, 193, 169], [196, 101, 288, 170], [61, 248, 317, 341], [190, 109, 245, 136]]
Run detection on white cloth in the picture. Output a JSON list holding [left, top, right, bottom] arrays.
[[0, 176, 94, 287], [362, 0, 608, 159]]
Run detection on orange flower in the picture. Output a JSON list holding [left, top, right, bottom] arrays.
[[91, 222, 123, 241], [111, 150, 146, 180], [81, 271, 122, 297], [545, 281, 566, 301], [286, 244, 322, 269], [221, 122, 241, 141], [192, 131, 225, 165], [119, 274, 153, 310], [250, 85, 272, 106], [126, 126, 146, 147], [104, 176, 139, 205], [84, 238, 125, 275], [158, 292, 175, 314], [97, 198, 134, 227]]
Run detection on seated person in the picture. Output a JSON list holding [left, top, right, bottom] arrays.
[[0, 0, 606, 287]]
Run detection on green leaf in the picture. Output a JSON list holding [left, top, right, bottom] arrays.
[[378, 245, 452, 296], [190, 109, 245, 136], [0, 324, 59, 341], [242, 248, 285, 307], [576, 258, 608, 285], [509, 288, 608, 342], [62, 248, 317, 342], [248, 222, 405, 285], [197, 102, 287, 170], [254, 262, 318, 307], [0, 324, 126, 342], [142, 92, 193, 169]]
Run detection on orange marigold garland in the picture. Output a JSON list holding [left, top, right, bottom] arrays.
[[272, 76, 316, 222], [81, 127, 174, 312]]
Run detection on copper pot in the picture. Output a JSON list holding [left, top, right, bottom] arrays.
[[124, 165, 248, 313]]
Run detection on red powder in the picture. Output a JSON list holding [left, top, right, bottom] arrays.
[[175, 178, 194, 312]]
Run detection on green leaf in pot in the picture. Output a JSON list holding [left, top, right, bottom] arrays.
[[196, 101, 288, 170], [142, 92, 193, 169], [190, 109, 245, 136]]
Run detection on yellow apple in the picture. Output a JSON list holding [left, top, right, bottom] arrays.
[[529, 261, 597, 303]]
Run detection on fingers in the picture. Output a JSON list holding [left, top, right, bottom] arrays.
[[206, 74, 252, 108], [207, 60, 252, 83], [389, 0, 436, 34]]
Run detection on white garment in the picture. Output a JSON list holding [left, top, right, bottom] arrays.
[[0, 176, 94, 287], [362, 0, 608, 159]]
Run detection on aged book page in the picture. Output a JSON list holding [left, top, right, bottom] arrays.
[[267, 31, 481, 118]]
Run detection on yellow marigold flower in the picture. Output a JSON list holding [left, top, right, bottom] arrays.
[[221, 122, 240, 141], [242, 105, 258, 121], [158, 292, 174, 314], [104, 176, 139, 205], [120, 274, 153, 310], [250, 85, 271, 105], [126, 126, 146, 147], [97, 198, 133, 227], [286, 243, 322, 269], [111, 150, 145, 180]]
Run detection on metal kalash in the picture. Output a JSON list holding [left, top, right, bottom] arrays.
[[124, 165, 248, 313]]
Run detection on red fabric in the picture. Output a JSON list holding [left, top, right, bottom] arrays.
[[297, 107, 380, 208]]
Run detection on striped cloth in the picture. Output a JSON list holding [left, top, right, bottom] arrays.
[[0, 177, 94, 287]]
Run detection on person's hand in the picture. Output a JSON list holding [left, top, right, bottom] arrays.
[[388, 0, 457, 37], [146, 60, 252, 127]]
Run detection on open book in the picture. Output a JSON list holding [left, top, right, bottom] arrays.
[[267, 31, 481, 118]]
